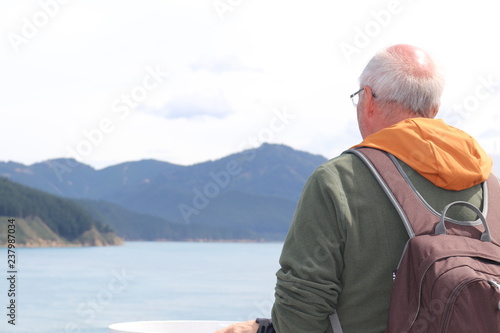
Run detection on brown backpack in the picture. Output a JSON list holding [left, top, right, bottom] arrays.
[[350, 147, 500, 333]]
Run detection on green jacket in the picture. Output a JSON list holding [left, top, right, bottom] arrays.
[[271, 118, 491, 332]]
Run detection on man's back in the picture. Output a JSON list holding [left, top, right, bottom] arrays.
[[272, 119, 487, 332]]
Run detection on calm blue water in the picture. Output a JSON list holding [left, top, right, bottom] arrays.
[[0, 242, 283, 333]]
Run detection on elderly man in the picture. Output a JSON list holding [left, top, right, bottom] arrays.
[[217, 44, 493, 332]]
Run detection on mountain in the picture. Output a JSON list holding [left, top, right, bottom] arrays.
[[2, 144, 325, 202], [0, 178, 122, 247], [0, 144, 328, 241], [96, 144, 325, 226], [76, 199, 271, 241]]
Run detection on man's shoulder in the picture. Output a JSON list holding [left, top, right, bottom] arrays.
[[315, 151, 368, 175], [306, 151, 375, 188]]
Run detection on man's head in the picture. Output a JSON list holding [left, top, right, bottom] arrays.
[[356, 44, 444, 138]]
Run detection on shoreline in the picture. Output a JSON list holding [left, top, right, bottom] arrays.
[[1, 238, 284, 248]]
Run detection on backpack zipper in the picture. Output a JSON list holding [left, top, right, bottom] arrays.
[[441, 278, 496, 332], [488, 279, 500, 311], [488, 279, 500, 291]]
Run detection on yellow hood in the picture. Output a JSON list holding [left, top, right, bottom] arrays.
[[352, 118, 492, 191]]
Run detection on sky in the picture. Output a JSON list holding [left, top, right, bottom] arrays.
[[1, 0, 499, 170]]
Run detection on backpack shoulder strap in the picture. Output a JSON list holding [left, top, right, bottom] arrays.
[[484, 174, 500, 244], [346, 147, 500, 243], [345, 147, 438, 238]]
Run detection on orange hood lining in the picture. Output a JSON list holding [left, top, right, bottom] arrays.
[[352, 118, 492, 191]]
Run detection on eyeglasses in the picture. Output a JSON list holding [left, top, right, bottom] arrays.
[[350, 88, 377, 107]]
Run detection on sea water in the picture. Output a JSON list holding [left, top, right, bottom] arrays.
[[0, 242, 283, 333]]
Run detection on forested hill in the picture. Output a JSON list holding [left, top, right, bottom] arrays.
[[0, 177, 122, 247]]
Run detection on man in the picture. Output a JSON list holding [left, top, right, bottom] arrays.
[[217, 44, 493, 332]]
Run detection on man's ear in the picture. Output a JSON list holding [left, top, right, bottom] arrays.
[[429, 106, 439, 118], [363, 86, 376, 118]]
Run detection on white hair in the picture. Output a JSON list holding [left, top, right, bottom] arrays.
[[359, 46, 445, 118]]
